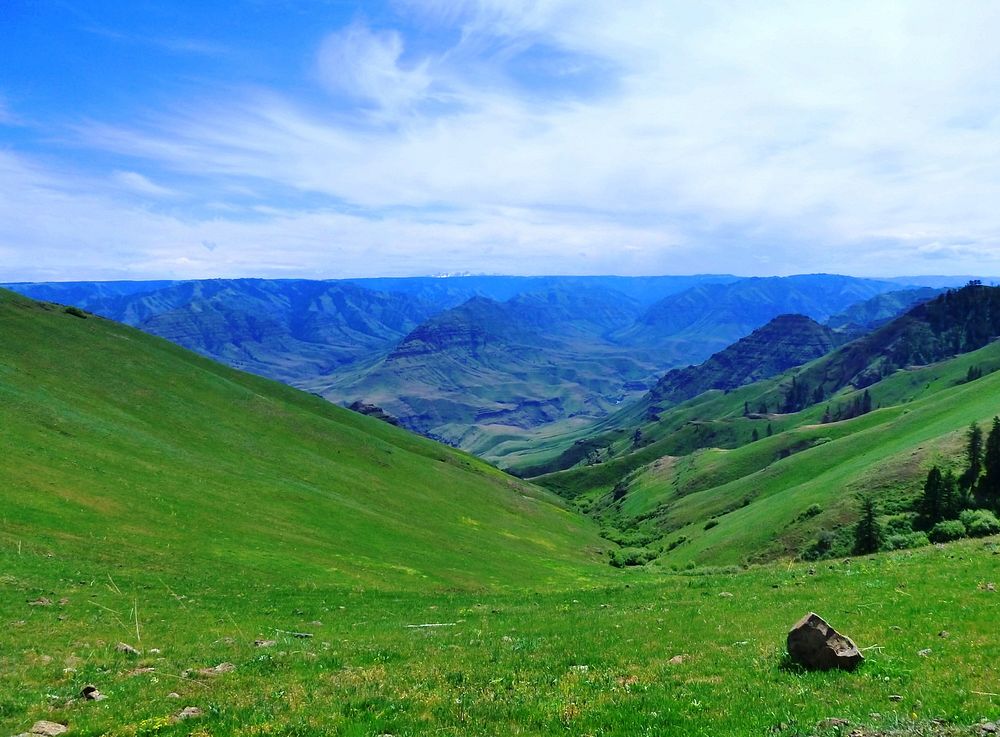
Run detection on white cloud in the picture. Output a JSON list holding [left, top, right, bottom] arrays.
[[13, 2, 1000, 278], [112, 170, 178, 197], [316, 23, 433, 114]]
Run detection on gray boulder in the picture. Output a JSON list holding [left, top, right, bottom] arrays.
[[786, 612, 863, 671]]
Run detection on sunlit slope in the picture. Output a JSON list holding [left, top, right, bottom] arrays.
[[0, 289, 605, 590], [536, 340, 1000, 566]]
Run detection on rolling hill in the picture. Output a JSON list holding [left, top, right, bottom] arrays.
[[3, 286, 999, 737], [0, 287, 605, 591], [531, 284, 1000, 567]]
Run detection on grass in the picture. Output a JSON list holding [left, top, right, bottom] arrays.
[[533, 341, 1000, 567], [3, 538, 999, 736], [0, 288, 606, 591], [3, 287, 1000, 735]]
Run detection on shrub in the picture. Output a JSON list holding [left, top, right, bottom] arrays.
[[64, 306, 87, 319], [883, 513, 915, 537], [885, 531, 930, 550], [928, 519, 967, 543], [801, 530, 836, 561], [703, 519, 718, 530], [796, 503, 822, 522], [609, 547, 657, 568], [959, 509, 1000, 537]]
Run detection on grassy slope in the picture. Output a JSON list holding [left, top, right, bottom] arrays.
[[535, 342, 1000, 565], [3, 535, 998, 736], [0, 289, 606, 592]]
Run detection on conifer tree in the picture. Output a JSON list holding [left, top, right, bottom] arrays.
[[941, 469, 961, 520], [853, 494, 882, 555], [962, 422, 984, 491], [978, 416, 1000, 510], [918, 466, 942, 527]]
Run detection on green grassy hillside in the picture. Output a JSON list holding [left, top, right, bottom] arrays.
[[2, 289, 999, 736], [534, 337, 1000, 567], [0, 289, 606, 591]]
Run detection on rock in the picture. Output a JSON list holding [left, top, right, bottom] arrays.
[[818, 718, 849, 729], [174, 706, 202, 721], [80, 685, 105, 701], [29, 722, 67, 736], [667, 654, 686, 665], [980, 722, 997, 734], [58, 598, 69, 606], [167, 692, 180, 699], [938, 630, 950, 638], [115, 642, 140, 656], [128, 667, 156, 676], [568, 665, 589, 673], [987, 583, 996, 592], [28, 597, 53, 607], [254, 639, 277, 648], [889, 694, 903, 702], [918, 648, 931, 657], [786, 612, 864, 671], [719, 591, 734, 598], [196, 662, 235, 677]]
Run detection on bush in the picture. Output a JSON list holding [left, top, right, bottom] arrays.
[[608, 547, 657, 568], [64, 306, 87, 319], [883, 513, 915, 537], [801, 530, 836, 561], [885, 531, 930, 550], [703, 519, 718, 530], [959, 509, 1000, 537], [928, 519, 967, 543], [796, 503, 822, 522]]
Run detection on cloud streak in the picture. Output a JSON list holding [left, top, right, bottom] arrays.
[[4, 1, 1000, 279]]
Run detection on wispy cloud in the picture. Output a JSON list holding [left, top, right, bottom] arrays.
[[112, 170, 178, 198], [6, 1, 1000, 279]]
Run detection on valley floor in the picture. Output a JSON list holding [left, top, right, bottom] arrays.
[[3, 538, 998, 737]]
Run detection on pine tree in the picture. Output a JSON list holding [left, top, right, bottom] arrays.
[[918, 466, 942, 527], [766, 423, 773, 437], [853, 494, 882, 555], [962, 422, 984, 491], [978, 416, 1000, 510], [751, 428, 759, 442], [861, 389, 872, 415], [941, 470, 961, 520], [743, 401, 750, 417]]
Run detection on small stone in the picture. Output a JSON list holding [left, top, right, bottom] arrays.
[[148, 648, 161, 654], [980, 722, 997, 734], [254, 639, 277, 648], [174, 706, 202, 721], [786, 612, 863, 671], [80, 685, 105, 701], [918, 648, 931, 657], [818, 718, 849, 729], [128, 667, 155, 676], [889, 694, 903, 702], [115, 642, 140, 656], [197, 662, 235, 676], [569, 665, 589, 673], [30, 722, 67, 736], [667, 654, 686, 665], [987, 583, 996, 592], [719, 591, 734, 598], [58, 598, 69, 606], [938, 630, 950, 638], [28, 597, 53, 607], [310, 620, 323, 626], [167, 692, 180, 699]]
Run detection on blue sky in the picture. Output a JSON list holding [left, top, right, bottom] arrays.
[[2, 0, 1000, 280]]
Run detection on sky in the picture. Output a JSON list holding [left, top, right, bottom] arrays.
[[1, 0, 1000, 281]]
